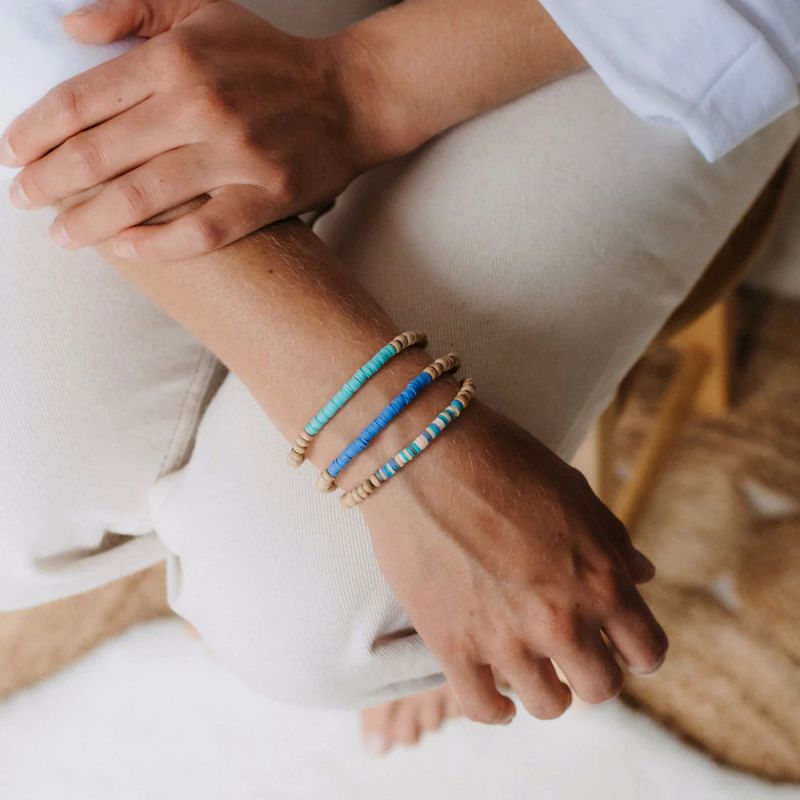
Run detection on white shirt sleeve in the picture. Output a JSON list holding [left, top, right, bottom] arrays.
[[539, 0, 800, 161]]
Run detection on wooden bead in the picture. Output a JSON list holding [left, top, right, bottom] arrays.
[[316, 471, 336, 493]]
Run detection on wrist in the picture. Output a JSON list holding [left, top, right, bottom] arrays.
[[325, 26, 429, 169], [305, 342, 463, 481]]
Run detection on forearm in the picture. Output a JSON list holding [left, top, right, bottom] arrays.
[[337, 0, 587, 162], [94, 207, 462, 473]]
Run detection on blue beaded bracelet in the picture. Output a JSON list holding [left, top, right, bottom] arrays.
[[316, 353, 460, 492], [287, 331, 425, 466], [341, 378, 476, 507]]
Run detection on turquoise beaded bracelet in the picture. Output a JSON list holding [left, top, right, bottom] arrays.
[[340, 378, 476, 507], [287, 331, 425, 467], [316, 353, 460, 493]]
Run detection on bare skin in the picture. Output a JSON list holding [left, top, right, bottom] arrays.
[[362, 684, 464, 755], [2, 0, 585, 260], [35, 0, 665, 729], [76, 200, 665, 728]]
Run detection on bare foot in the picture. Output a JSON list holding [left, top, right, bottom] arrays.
[[361, 683, 463, 755]]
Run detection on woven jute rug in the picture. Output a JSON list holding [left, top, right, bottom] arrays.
[[0, 288, 797, 782], [614, 288, 800, 783], [0, 563, 169, 700]]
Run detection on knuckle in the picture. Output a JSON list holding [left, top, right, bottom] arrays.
[[266, 165, 297, 209], [589, 559, 628, 608], [189, 218, 224, 252], [189, 82, 232, 120], [527, 692, 571, 721], [115, 180, 150, 220], [158, 29, 199, 69], [538, 604, 578, 647], [52, 84, 84, 126], [584, 666, 624, 704], [496, 632, 526, 660], [66, 138, 105, 182]]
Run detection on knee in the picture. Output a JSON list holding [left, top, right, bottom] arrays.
[[173, 576, 381, 708]]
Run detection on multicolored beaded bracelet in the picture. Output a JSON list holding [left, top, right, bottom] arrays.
[[287, 331, 425, 467], [340, 378, 476, 507], [316, 353, 460, 493]]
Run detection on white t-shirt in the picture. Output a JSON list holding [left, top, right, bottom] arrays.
[[540, 0, 800, 161]]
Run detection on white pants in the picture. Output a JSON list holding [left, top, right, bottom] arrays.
[[1, 1, 798, 707]]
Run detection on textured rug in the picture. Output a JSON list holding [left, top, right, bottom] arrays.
[[615, 288, 800, 782], [1, 288, 797, 782], [0, 563, 169, 701]]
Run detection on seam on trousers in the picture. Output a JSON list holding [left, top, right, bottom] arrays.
[[132, 346, 221, 532]]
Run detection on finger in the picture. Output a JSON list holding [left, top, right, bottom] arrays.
[[12, 97, 189, 211], [391, 701, 422, 748], [498, 653, 572, 720], [604, 596, 669, 675], [418, 692, 447, 733], [361, 702, 394, 756], [111, 184, 274, 262], [596, 504, 656, 584], [0, 45, 156, 167], [51, 145, 220, 248], [552, 626, 625, 705], [63, 0, 217, 43], [444, 688, 462, 718], [443, 660, 515, 725]]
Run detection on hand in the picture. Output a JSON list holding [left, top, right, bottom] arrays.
[[0, 0, 392, 261], [362, 398, 667, 724]]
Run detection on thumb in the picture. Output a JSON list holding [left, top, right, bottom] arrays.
[[63, 0, 217, 43]]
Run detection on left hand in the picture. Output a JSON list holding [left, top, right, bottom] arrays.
[[0, 0, 393, 261]]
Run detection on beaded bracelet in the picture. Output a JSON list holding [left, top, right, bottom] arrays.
[[316, 353, 460, 493], [340, 378, 476, 507], [287, 331, 425, 467]]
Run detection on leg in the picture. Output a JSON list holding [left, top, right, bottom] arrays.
[[147, 73, 799, 714], [0, 187, 221, 609], [0, 5, 223, 609], [317, 72, 799, 461]]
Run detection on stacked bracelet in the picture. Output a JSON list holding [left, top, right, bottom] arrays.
[[340, 378, 476, 508], [287, 331, 425, 466], [316, 353, 460, 493]]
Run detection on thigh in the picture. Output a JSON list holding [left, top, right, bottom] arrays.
[[0, 2, 223, 611], [316, 72, 800, 459], [0, 189, 219, 610], [149, 75, 799, 708]]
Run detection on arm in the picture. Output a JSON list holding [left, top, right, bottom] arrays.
[[76, 195, 667, 724], [339, 0, 587, 162], [3, 0, 586, 260]]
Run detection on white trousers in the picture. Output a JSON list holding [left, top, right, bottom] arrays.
[[1, 0, 798, 707]]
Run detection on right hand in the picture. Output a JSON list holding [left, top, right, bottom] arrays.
[[362, 398, 667, 724]]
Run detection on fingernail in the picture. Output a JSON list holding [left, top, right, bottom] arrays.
[[364, 733, 388, 756], [50, 220, 72, 248], [112, 238, 136, 259], [0, 133, 17, 167], [9, 180, 32, 209], [630, 652, 666, 677], [499, 707, 516, 725], [67, 2, 102, 16]]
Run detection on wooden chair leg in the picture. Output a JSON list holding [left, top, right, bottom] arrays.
[[596, 399, 620, 504], [669, 295, 734, 417], [612, 346, 709, 531]]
